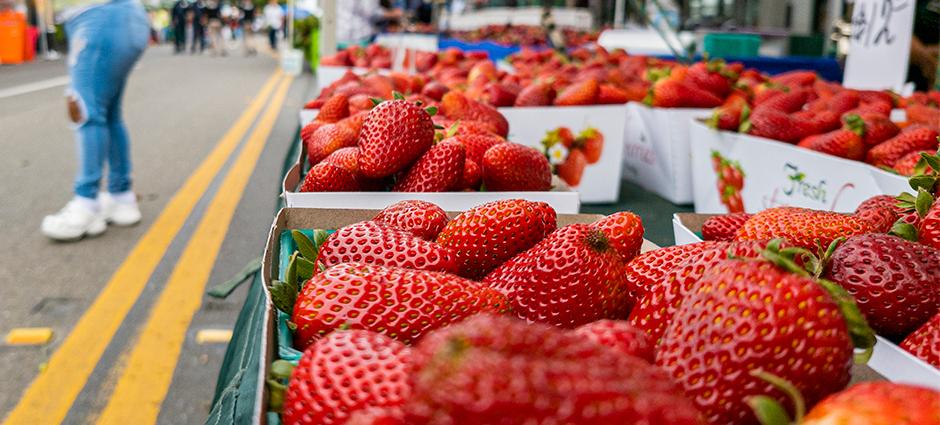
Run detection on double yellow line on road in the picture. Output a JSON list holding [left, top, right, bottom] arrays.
[[4, 70, 292, 425]]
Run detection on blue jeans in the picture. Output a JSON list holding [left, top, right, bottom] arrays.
[[66, 0, 149, 199]]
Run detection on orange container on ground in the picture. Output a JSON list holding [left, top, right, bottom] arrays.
[[0, 10, 27, 64]]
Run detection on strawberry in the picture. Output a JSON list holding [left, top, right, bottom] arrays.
[[850, 112, 900, 148], [824, 233, 940, 337], [432, 118, 500, 137], [854, 205, 897, 233], [481, 143, 552, 191], [574, 319, 655, 362], [686, 60, 733, 98], [282, 330, 412, 425], [742, 109, 803, 143], [436, 199, 556, 279], [801, 382, 940, 425], [459, 159, 481, 191], [299, 162, 360, 192], [445, 134, 503, 165], [405, 315, 701, 424], [513, 81, 555, 106], [577, 127, 604, 163], [480, 82, 518, 107], [440, 91, 509, 137], [646, 76, 723, 108], [372, 200, 449, 240], [856, 194, 906, 218], [291, 262, 508, 349], [735, 207, 876, 249], [483, 224, 632, 327], [900, 311, 940, 368], [858, 89, 897, 106], [707, 94, 749, 131], [656, 244, 870, 424], [753, 88, 809, 114], [596, 84, 630, 104], [553, 79, 600, 105], [792, 109, 841, 137], [825, 89, 861, 114], [336, 111, 368, 137], [347, 94, 376, 116], [556, 148, 586, 187], [306, 123, 357, 166], [419, 81, 449, 101], [797, 116, 866, 160], [701, 212, 751, 241], [622, 242, 714, 307], [866, 125, 940, 167], [907, 103, 940, 127], [592, 211, 644, 261], [393, 140, 465, 192], [846, 100, 893, 117], [919, 197, 940, 249], [894, 150, 935, 176], [631, 241, 779, 347], [357, 99, 435, 178], [770, 69, 817, 87], [321, 146, 360, 173], [316, 221, 458, 274], [300, 121, 324, 145], [362, 74, 394, 99]]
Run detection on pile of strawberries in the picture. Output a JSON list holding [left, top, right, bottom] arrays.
[[300, 85, 557, 192], [320, 44, 394, 69], [447, 24, 599, 47], [698, 155, 940, 374], [707, 69, 940, 176], [265, 196, 938, 424]]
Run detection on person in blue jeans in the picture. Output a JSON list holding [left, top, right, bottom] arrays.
[[42, 0, 150, 241]]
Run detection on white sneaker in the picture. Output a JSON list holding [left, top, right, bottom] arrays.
[[100, 192, 142, 226], [41, 198, 107, 241]]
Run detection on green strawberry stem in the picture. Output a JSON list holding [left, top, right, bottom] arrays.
[[842, 114, 865, 137], [746, 370, 806, 425], [291, 230, 318, 260], [890, 220, 920, 242], [266, 360, 296, 413]]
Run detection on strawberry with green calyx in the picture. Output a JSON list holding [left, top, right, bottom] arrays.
[[392, 139, 465, 192], [656, 240, 875, 424], [316, 221, 459, 274], [890, 149, 940, 247], [706, 93, 749, 131], [299, 162, 360, 192], [796, 114, 866, 160], [735, 207, 877, 250], [865, 125, 939, 167], [686, 58, 737, 98], [372, 200, 449, 241], [357, 93, 437, 179]]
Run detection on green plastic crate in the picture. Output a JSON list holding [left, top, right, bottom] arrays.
[[703, 33, 761, 58]]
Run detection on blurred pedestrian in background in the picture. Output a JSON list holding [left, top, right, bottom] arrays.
[[205, 0, 225, 55], [42, 0, 150, 241], [909, 0, 939, 90], [171, 0, 188, 53], [262, 0, 282, 51], [336, 0, 402, 47], [239, 0, 256, 55]]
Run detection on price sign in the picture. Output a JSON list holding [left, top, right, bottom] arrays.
[[843, 0, 916, 91]]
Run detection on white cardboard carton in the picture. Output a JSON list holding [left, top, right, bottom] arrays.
[[499, 104, 627, 204], [299, 109, 317, 126], [281, 163, 581, 213], [689, 120, 909, 214], [621, 103, 711, 204], [670, 212, 940, 389]]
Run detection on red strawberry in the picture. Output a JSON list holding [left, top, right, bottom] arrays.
[[483, 224, 632, 327], [920, 197, 940, 249], [291, 262, 508, 349], [797, 118, 866, 160], [646, 77, 723, 108], [553, 79, 600, 106], [742, 109, 803, 143], [357, 99, 435, 178], [300, 121, 325, 145], [481, 143, 552, 191], [481, 82, 517, 107], [433, 118, 500, 137], [405, 315, 701, 424], [686, 60, 733, 98], [597, 84, 630, 104], [753, 88, 809, 114], [900, 311, 940, 368], [894, 150, 935, 176], [771, 69, 817, 87], [851, 112, 900, 148], [622, 242, 714, 307], [440, 91, 509, 137], [393, 140, 465, 192], [315, 94, 350, 123], [419, 81, 449, 101], [336, 111, 368, 137], [856, 194, 906, 217], [316, 221, 458, 274], [866, 125, 940, 167], [592, 211, 644, 261], [306, 123, 357, 166], [446, 134, 503, 165], [436, 199, 556, 279], [824, 233, 940, 337], [735, 207, 876, 249], [656, 251, 864, 424], [303, 97, 326, 110], [459, 158, 482, 191], [846, 100, 893, 117], [854, 205, 897, 233], [282, 330, 411, 425], [701, 213, 751, 241], [574, 319, 655, 362], [629, 240, 773, 345], [556, 148, 586, 187], [347, 94, 375, 116], [907, 103, 940, 127], [299, 162, 360, 192], [858, 90, 897, 107], [802, 382, 940, 425], [372, 200, 449, 240], [793, 109, 841, 137], [513, 81, 555, 106], [826, 89, 861, 114], [321, 146, 360, 173], [707, 94, 749, 131], [577, 127, 604, 164]]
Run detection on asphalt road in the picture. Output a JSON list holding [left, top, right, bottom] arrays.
[[0, 42, 690, 425]]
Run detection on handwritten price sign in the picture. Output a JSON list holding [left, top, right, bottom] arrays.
[[843, 0, 916, 91]]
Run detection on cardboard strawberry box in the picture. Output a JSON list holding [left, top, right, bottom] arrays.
[[498, 104, 628, 204], [620, 102, 711, 205], [689, 120, 910, 214], [671, 212, 940, 390]]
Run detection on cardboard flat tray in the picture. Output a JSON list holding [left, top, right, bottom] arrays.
[[671, 212, 940, 389]]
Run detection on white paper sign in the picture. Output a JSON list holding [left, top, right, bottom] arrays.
[[843, 0, 916, 91]]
